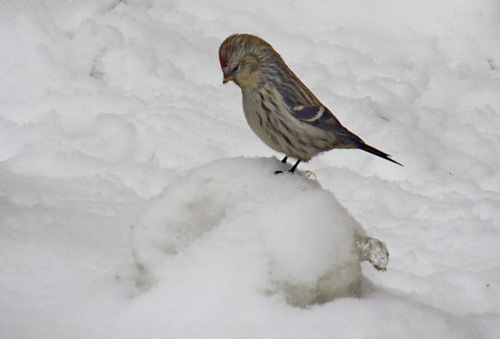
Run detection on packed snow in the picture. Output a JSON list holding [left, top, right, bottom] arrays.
[[1, 0, 499, 338], [131, 158, 389, 308]]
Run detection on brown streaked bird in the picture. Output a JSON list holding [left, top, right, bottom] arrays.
[[219, 33, 402, 173]]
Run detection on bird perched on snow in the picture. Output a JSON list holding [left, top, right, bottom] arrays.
[[219, 34, 402, 173]]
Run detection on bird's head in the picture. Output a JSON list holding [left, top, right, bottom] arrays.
[[219, 34, 275, 88]]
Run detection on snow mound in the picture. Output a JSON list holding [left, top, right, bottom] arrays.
[[131, 157, 388, 307]]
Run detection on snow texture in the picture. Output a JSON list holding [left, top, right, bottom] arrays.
[[131, 157, 388, 308], [1, 0, 499, 338]]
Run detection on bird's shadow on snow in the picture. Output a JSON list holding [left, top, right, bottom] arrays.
[[128, 156, 388, 308]]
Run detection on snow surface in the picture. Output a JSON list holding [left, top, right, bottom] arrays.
[[1, 0, 499, 338]]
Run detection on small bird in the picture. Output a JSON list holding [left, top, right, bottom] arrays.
[[219, 34, 402, 173]]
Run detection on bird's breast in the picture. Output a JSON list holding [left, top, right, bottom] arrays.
[[240, 86, 325, 161], [241, 88, 276, 148]]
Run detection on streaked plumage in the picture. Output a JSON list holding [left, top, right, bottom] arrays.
[[219, 34, 402, 172]]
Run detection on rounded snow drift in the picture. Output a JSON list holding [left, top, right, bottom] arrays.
[[130, 157, 388, 307]]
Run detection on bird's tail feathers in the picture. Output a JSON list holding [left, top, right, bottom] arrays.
[[358, 142, 403, 166]]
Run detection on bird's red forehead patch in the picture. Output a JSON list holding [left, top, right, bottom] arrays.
[[219, 53, 227, 68]]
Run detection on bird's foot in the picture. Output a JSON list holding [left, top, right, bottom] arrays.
[[275, 159, 301, 175], [274, 169, 299, 175]]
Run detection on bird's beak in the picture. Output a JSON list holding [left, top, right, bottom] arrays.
[[223, 75, 233, 84]]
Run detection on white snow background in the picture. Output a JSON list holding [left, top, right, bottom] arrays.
[[1, 0, 499, 338]]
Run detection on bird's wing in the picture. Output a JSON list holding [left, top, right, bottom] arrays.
[[290, 103, 403, 165], [291, 104, 353, 138]]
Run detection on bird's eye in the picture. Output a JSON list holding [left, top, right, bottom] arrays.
[[231, 65, 239, 73]]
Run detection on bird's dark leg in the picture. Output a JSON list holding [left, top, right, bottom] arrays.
[[275, 156, 288, 174], [289, 159, 301, 173], [275, 157, 300, 175]]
